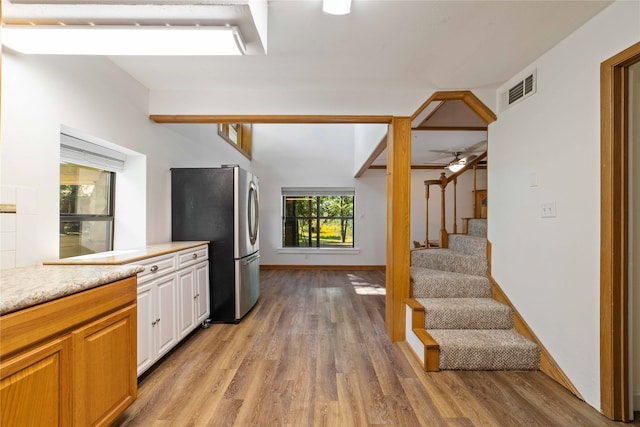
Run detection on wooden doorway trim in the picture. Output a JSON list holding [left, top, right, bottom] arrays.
[[600, 40, 640, 422]]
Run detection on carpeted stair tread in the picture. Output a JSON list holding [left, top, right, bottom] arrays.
[[467, 218, 487, 237], [416, 298, 513, 329], [411, 249, 487, 277], [448, 234, 487, 258], [410, 267, 492, 298], [428, 329, 540, 370]]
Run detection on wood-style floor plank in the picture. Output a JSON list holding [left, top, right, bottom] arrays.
[[114, 269, 635, 427]]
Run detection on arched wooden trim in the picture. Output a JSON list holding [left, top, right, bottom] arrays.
[[600, 41, 640, 422], [410, 90, 497, 125]]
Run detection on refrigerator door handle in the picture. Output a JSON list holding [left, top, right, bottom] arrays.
[[242, 253, 260, 265]]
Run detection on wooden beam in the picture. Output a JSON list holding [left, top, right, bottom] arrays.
[[385, 117, 412, 341], [355, 132, 388, 178], [150, 115, 393, 124]]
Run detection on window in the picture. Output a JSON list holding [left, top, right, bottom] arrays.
[[218, 123, 252, 159], [60, 163, 115, 258], [282, 188, 354, 248], [59, 132, 125, 258]]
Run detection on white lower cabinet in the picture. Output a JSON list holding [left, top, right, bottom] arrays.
[[130, 244, 209, 376], [136, 274, 178, 376], [177, 260, 210, 339]]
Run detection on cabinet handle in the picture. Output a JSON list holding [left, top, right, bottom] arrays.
[[156, 318, 161, 324], [192, 253, 198, 260], [150, 265, 159, 273], [193, 293, 199, 300], [151, 320, 157, 326]]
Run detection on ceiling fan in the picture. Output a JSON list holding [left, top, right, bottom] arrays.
[[428, 140, 487, 172]]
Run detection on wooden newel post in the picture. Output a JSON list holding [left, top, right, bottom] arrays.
[[453, 177, 458, 234], [425, 182, 430, 246], [439, 172, 448, 248]]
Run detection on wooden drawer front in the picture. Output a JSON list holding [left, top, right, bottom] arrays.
[[177, 245, 208, 269], [135, 253, 176, 284]]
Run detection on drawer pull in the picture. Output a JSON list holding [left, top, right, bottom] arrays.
[[150, 265, 159, 273], [192, 253, 198, 260]]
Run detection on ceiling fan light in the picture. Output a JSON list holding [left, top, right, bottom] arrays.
[[447, 163, 465, 173], [323, 0, 352, 15]]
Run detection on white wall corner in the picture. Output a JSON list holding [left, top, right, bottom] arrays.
[[248, 0, 268, 54]]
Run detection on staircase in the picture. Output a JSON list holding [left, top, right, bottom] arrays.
[[406, 219, 540, 371]]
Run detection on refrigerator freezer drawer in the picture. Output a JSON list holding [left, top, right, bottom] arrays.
[[235, 252, 260, 320]]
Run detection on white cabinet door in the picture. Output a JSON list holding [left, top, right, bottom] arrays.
[[136, 282, 154, 376], [194, 260, 210, 325], [177, 268, 196, 339], [155, 274, 177, 358]]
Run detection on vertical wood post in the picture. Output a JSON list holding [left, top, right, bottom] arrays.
[[453, 177, 458, 234], [473, 165, 477, 216], [439, 172, 448, 248], [385, 117, 411, 341], [425, 183, 430, 246]]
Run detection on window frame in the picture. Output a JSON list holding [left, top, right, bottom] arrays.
[[281, 190, 355, 249], [218, 123, 252, 159], [59, 163, 116, 258]]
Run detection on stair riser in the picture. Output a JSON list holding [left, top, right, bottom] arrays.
[[410, 267, 492, 298], [411, 251, 487, 277], [437, 347, 540, 370], [448, 235, 486, 258], [424, 310, 513, 329], [411, 281, 492, 298], [467, 219, 487, 237]]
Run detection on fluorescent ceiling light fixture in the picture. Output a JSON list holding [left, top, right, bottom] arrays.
[[1, 25, 246, 56], [323, 0, 352, 15]]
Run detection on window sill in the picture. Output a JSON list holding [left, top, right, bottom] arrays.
[[277, 247, 360, 255]]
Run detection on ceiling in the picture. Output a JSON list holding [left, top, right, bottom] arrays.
[[3, 0, 613, 168]]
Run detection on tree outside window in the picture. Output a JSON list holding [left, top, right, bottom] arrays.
[[282, 194, 354, 248], [60, 163, 115, 258]]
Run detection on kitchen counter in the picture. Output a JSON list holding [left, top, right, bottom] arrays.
[[0, 264, 144, 315], [43, 241, 209, 265]]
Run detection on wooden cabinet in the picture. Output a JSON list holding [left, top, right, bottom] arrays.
[[1, 336, 72, 426], [73, 305, 137, 426], [131, 244, 209, 376], [0, 276, 137, 427]]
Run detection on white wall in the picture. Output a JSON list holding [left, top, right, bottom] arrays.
[[0, 52, 250, 265], [488, 0, 640, 410], [411, 169, 487, 246], [251, 124, 386, 266], [353, 124, 388, 175]]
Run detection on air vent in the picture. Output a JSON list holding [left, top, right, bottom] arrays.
[[501, 70, 536, 112]]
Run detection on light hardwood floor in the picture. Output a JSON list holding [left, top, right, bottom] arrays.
[[114, 269, 636, 426]]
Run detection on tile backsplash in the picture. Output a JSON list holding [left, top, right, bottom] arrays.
[[1, 185, 39, 270]]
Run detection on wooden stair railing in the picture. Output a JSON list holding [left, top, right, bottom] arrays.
[[423, 151, 487, 248]]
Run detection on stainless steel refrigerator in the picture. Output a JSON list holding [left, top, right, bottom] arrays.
[[171, 165, 260, 323]]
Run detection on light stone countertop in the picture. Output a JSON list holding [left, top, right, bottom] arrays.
[[43, 241, 209, 265], [0, 264, 144, 316]]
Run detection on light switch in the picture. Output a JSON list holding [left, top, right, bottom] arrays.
[[541, 201, 556, 218]]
